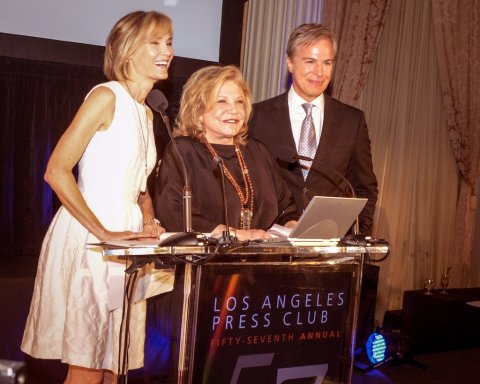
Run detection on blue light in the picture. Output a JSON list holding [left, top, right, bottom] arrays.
[[366, 332, 387, 364]]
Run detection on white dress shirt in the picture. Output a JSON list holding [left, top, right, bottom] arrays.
[[288, 87, 325, 152]]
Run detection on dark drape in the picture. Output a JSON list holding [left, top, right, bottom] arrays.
[[0, 56, 105, 260]]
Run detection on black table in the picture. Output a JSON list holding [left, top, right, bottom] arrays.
[[401, 288, 480, 353]]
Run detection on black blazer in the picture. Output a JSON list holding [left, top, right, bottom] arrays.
[[249, 92, 378, 234]]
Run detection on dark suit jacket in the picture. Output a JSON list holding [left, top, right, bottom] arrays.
[[249, 92, 378, 234]]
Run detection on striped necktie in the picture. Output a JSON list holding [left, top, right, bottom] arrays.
[[298, 103, 317, 179]]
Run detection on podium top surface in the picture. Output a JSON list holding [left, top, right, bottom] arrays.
[[93, 240, 389, 264]]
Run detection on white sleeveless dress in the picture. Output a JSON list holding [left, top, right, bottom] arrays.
[[21, 81, 173, 371]]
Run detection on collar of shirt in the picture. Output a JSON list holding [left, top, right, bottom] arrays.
[[288, 87, 325, 150]]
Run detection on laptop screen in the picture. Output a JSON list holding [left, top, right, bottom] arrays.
[[288, 196, 368, 240]]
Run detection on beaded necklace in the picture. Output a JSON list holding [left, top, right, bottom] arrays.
[[204, 140, 254, 230]]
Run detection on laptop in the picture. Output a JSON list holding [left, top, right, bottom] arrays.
[[267, 196, 367, 244]]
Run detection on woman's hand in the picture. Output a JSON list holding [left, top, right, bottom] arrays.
[[97, 225, 165, 242], [235, 229, 271, 241], [141, 222, 166, 238], [211, 225, 271, 241], [283, 220, 298, 229]]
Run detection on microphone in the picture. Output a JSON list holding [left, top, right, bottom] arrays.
[[277, 145, 361, 237], [147, 89, 203, 246], [213, 156, 235, 244]]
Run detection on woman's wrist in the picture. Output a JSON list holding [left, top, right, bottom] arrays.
[[143, 217, 161, 227]]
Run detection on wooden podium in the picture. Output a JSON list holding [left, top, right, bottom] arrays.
[[102, 242, 388, 384]]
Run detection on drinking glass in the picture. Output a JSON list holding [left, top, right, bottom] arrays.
[[440, 268, 452, 294], [424, 279, 435, 295]]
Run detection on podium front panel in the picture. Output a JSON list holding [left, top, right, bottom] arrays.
[[99, 243, 385, 383], [184, 260, 358, 384]]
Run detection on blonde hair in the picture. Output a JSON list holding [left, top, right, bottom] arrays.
[[104, 11, 172, 81], [287, 23, 337, 59], [175, 65, 252, 145]]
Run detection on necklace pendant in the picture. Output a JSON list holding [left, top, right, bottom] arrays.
[[240, 208, 253, 230]]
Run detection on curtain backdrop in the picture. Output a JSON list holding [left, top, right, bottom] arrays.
[[322, 0, 391, 105], [242, 0, 324, 102], [0, 57, 105, 260], [241, 0, 480, 324], [431, 0, 480, 288], [356, 0, 459, 321]]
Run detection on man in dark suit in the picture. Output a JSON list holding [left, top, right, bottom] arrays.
[[249, 23, 378, 235], [250, 23, 380, 348]]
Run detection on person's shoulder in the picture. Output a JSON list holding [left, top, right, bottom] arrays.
[[83, 82, 116, 109], [167, 135, 193, 148], [326, 94, 364, 116], [167, 136, 205, 154], [89, 81, 121, 94], [253, 92, 288, 110], [245, 137, 275, 159], [246, 137, 266, 149], [173, 135, 197, 144], [86, 81, 118, 102], [162, 136, 193, 161]]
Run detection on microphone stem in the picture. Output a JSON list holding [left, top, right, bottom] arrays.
[[160, 109, 193, 233], [146, 89, 203, 244], [220, 168, 231, 242], [219, 171, 229, 234], [354, 218, 360, 236], [183, 187, 193, 233]]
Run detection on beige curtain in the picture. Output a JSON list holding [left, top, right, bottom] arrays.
[[242, 0, 479, 324], [242, 0, 324, 102], [431, 0, 480, 288], [357, 0, 458, 322], [322, 0, 391, 105]]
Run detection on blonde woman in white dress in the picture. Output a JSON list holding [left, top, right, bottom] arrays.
[[21, 11, 173, 383]]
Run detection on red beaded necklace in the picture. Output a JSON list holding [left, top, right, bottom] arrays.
[[204, 140, 254, 229]]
